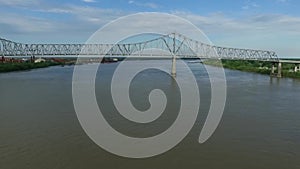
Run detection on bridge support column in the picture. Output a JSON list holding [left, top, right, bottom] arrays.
[[171, 55, 176, 77], [277, 62, 282, 78], [294, 64, 300, 72], [271, 63, 275, 75], [270, 62, 283, 78]]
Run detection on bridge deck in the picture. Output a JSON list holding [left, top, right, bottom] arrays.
[[279, 60, 300, 64]]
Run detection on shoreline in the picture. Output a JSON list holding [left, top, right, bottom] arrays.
[[203, 59, 300, 79], [0, 62, 66, 73]]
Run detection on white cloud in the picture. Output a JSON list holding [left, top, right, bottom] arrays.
[[34, 4, 127, 25], [242, 0, 260, 10], [277, 0, 288, 3], [172, 11, 300, 56], [0, 3, 128, 43], [173, 11, 300, 35], [82, 0, 97, 3], [0, 0, 39, 7], [0, 13, 68, 37], [0, 1, 299, 56], [128, 0, 159, 9]]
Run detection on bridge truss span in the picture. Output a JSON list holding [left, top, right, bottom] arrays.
[[0, 33, 278, 61]]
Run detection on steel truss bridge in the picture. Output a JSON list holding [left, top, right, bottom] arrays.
[[0, 33, 278, 61]]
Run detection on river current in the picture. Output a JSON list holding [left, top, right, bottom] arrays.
[[1, 60, 300, 169]]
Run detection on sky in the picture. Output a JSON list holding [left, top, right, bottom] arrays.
[[0, 0, 299, 57]]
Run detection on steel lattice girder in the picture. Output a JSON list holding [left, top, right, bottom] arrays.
[[0, 33, 278, 61]]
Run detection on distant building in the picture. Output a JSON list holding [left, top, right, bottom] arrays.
[[22, 58, 29, 62], [34, 58, 46, 63]]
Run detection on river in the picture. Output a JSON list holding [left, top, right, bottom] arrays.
[[1, 60, 300, 169]]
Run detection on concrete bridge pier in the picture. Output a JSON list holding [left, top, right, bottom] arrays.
[[270, 62, 282, 78], [171, 54, 176, 77], [277, 62, 282, 78], [294, 64, 300, 72], [271, 63, 275, 75]]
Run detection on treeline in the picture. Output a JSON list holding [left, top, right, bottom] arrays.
[[203, 59, 300, 78], [0, 62, 62, 73]]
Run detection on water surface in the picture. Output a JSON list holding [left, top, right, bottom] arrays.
[[1, 60, 300, 169]]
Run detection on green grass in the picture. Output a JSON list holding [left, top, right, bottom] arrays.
[[282, 71, 300, 78], [203, 59, 300, 79], [0, 62, 62, 73]]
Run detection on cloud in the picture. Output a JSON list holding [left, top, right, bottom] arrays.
[[34, 4, 127, 24], [0, 0, 39, 7], [242, 0, 260, 10], [82, 0, 97, 3], [128, 0, 159, 9], [172, 11, 300, 56], [0, 0, 299, 56], [0, 14, 58, 33], [276, 0, 288, 3], [0, 3, 128, 43], [173, 11, 300, 35]]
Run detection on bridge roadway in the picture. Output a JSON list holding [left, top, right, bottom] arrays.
[[278, 60, 300, 64]]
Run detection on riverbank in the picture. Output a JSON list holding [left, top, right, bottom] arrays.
[[0, 62, 64, 73], [203, 59, 300, 78]]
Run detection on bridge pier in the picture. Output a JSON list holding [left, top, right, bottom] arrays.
[[277, 62, 282, 78], [171, 55, 176, 77], [294, 64, 300, 72], [271, 63, 275, 75], [270, 62, 282, 78]]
